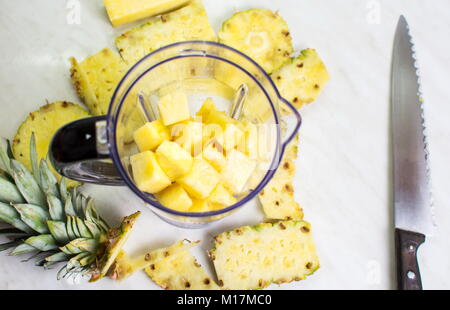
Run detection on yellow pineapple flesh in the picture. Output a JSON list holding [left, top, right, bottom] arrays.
[[221, 150, 256, 195], [209, 220, 319, 290], [70, 48, 129, 115], [116, 0, 217, 65], [130, 151, 171, 193], [155, 140, 193, 180], [103, 0, 191, 27], [156, 183, 192, 212], [178, 158, 220, 199], [158, 91, 191, 126], [133, 120, 171, 152], [12, 102, 90, 187]]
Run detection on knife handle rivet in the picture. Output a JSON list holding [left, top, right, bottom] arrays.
[[407, 244, 415, 252], [407, 271, 416, 280]]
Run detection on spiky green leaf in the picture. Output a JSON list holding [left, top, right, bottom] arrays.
[[66, 216, 76, 240], [11, 160, 46, 206], [60, 238, 98, 255], [10, 243, 37, 255], [64, 198, 77, 217], [47, 220, 69, 245], [25, 234, 58, 251], [75, 217, 92, 238], [0, 138, 12, 175], [47, 195, 64, 221], [70, 216, 81, 238], [0, 202, 34, 233], [29, 133, 41, 185], [84, 220, 101, 239], [45, 252, 68, 262], [14, 203, 50, 234], [0, 177, 25, 204], [0, 240, 22, 252], [39, 159, 59, 198], [59, 178, 69, 204]]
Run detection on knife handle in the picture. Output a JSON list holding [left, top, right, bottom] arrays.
[[395, 228, 425, 290]]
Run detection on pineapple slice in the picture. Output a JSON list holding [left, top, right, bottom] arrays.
[[272, 49, 330, 113], [178, 158, 220, 199], [156, 183, 193, 212], [209, 220, 319, 290], [103, 0, 191, 27], [12, 102, 90, 187], [133, 120, 170, 152], [208, 184, 237, 209], [156, 140, 193, 180], [116, 0, 217, 64], [158, 92, 191, 126], [218, 9, 293, 73], [189, 199, 210, 213], [221, 150, 256, 195], [172, 120, 203, 156], [145, 245, 220, 290], [258, 135, 303, 220], [202, 140, 226, 172], [130, 151, 171, 194], [70, 48, 129, 115]]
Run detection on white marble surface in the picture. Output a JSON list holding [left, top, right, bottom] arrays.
[[0, 0, 449, 290]]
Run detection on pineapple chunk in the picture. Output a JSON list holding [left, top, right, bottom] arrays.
[[223, 123, 244, 152], [272, 49, 330, 113], [70, 48, 129, 115], [178, 158, 220, 199], [133, 120, 170, 152], [156, 184, 192, 212], [236, 121, 258, 159], [196, 97, 216, 120], [189, 199, 210, 213], [172, 121, 203, 156], [258, 135, 303, 220], [130, 151, 171, 194], [208, 184, 237, 209], [218, 9, 293, 73], [202, 140, 226, 172], [145, 245, 219, 290], [202, 123, 224, 147], [221, 150, 256, 195], [205, 110, 236, 128], [116, 0, 217, 64], [103, 0, 191, 27], [155, 140, 193, 180], [158, 92, 191, 126], [209, 220, 319, 290]]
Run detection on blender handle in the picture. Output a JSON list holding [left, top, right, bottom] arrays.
[[279, 97, 302, 158], [49, 116, 125, 186]]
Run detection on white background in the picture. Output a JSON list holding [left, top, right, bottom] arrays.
[[0, 0, 449, 290]]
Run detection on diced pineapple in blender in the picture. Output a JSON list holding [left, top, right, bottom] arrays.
[[221, 150, 257, 195], [158, 92, 191, 126], [156, 183, 192, 212], [202, 123, 224, 147], [189, 199, 210, 213], [205, 110, 236, 128], [196, 97, 216, 120], [130, 151, 171, 194], [103, 0, 191, 27], [155, 140, 193, 181], [224, 123, 244, 152], [202, 140, 226, 172], [172, 121, 203, 156], [237, 121, 259, 159], [133, 120, 171, 152], [178, 158, 221, 199], [209, 184, 237, 209]]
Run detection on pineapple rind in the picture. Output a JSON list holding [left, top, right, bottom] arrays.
[[116, 0, 217, 65], [145, 247, 220, 290], [210, 220, 319, 290], [258, 135, 303, 220], [12, 102, 90, 187], [272, 49, 330, 113], [218, 9, 293, 74], [70, 48, 129, 115]]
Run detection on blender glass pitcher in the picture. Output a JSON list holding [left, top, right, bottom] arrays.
[[50, 41, 301, 228]]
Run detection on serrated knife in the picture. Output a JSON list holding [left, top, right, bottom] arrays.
[[391, 15, 434, 290]]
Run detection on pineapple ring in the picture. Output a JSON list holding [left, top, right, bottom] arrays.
[[218, 9, 293, 73], [12, 102, 90, 187]]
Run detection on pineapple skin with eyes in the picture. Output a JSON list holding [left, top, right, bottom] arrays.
[[209, 220, 319, 290], [103, 0, 191, 27], [130, 151, 171, 194]]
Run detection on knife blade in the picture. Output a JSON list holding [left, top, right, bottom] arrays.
[[391, 15, 434, 290]]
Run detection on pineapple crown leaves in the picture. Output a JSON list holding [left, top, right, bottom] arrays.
[[0, 133, 111, 277]]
